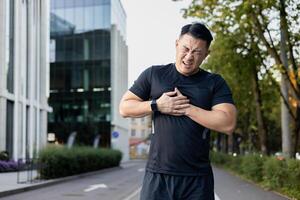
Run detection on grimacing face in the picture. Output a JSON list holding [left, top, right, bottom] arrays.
[[175, 34, 209, 76]]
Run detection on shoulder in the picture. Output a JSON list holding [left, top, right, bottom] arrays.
[[141, 63, 172, 74], [145, 63, 174, 81], [200, 69, 224, 82], [200, 70, 230, 91], [151, 63, 173, 73]]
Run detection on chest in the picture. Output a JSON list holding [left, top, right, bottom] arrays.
[[150, 73, 213, 109]]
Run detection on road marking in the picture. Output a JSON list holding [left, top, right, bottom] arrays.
[[84, 184, 108, 192], [215, 193, 221, 200], [123, 186, 142, 200], [138, 168, 145, 172]]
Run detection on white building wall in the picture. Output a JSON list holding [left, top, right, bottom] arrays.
[[0, 0, 50, 161], [111, 23, 129, 162], [0, 0, 7, 151], [111, 0, 126, 39]]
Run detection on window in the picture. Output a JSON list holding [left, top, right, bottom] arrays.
[[49, 0, 113, 147], [6, 101, 14, 158], [131, 129, 136, 137], [6, 0, 14, 93], [26, 106, 30, 159]]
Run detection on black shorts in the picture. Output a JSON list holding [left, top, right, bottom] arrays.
[[140, 170, 215, 200]]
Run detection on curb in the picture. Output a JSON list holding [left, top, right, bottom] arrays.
[[0, 166, 122, 198]]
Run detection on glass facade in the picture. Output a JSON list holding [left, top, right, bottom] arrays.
[[6, 0, 14, 93], [6, 101, 14, 157], [49, 0, 112, 146]]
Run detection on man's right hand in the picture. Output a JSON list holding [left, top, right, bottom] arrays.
[[156, 88, 190, 116]]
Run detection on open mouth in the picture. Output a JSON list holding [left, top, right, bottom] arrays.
[[182, 61, 193, 67]]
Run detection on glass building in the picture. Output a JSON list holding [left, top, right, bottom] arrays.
[[0, 0, 51, 160], [49, 0, 129, 156]]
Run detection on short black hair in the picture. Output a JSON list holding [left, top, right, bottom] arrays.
[[180, 22, 213, 47]]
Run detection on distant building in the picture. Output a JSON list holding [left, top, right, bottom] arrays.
[[0, 0, 51, 160], [130, 116, 152, 138], [49, 0, 129, 160], [129, 116, 152, 159]]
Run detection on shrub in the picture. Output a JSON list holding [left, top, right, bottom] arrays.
[[210, 151, 243, 173], [285, 159, 300, 190], [227, 155, 243, 173], [0, 160, 20, 172], [210, 151, 300, 200], [0, 151, 9, 161], [263, 157, 288, 189], [241, 154, 264, 182], [210, 151, 229, 166], [39, 146, 122, 179]]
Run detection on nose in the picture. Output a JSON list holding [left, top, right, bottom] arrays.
[[185, 51, 194, 60]]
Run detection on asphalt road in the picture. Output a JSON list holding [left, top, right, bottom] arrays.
[[213, 166, 289, 200], [0, 160, 290, 200], [0, 160, 145, 200]]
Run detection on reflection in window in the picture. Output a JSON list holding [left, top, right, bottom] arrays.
[[49, 0, 114, 146], [74, 7, 84, 33], [6, 101, 14, 158], [84, 6, 94, 31], [6, 0, 14, 93]]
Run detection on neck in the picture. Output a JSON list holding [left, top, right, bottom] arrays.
[[174, 63, 200, 76]]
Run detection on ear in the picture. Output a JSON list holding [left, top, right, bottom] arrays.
[[175, 39, 179, 47]]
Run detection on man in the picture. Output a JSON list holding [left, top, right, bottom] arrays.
[[119, 23, 237, 200]]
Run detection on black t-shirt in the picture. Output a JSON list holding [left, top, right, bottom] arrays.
[[129, 63, 234, 176]]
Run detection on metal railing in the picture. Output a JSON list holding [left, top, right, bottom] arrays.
[[17, 158, 44, 184]]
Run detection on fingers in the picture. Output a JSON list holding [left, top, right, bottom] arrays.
[[170, 106, 190, 116], [173, 95, 188, 101], [175, 87, 182, 96], [165, 88, 185, 97], [157, 88, 190, 116], [170, 109, 186, 116], [165, 90, 177, 97], [174, 104, 190, 109], [174, 99, 189, 105]]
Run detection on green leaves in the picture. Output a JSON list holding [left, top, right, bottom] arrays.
[[181, 0, 297, 152]]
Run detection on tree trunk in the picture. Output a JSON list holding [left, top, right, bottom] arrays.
[[280, 0, 292, 158], [221, 134, 228, 153], [252, 66, 268, 154], [216, 133, 221, 152], [281, 79, 292, 157], [228, 134, 234, 154]]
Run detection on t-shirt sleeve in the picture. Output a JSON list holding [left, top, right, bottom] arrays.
[[129, 67, 152, 101], [212, 74, 235, 107]]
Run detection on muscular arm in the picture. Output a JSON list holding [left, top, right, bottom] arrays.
[[119, 91, 152, 118], [119, 88, 190, 118], [185, 103, 237, 135], [172, 88, 236, 135]]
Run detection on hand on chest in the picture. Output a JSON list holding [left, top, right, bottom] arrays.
[[151, 79, 213, 109]]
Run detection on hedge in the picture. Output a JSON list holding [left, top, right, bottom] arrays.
[[210, 151, 300, 200], [39, 145, 122, 179]]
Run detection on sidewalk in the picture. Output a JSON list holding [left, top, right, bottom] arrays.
[[0, 166, 122, 198], [0, 170, 48, 197]]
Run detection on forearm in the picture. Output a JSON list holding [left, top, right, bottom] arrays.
[[185, 104, 236, 135], [119, 99, 152, 118]]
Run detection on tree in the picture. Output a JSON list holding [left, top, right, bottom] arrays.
[[181, 0, 300, 156]]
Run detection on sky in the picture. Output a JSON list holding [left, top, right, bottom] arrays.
[[120, 0, 194, 85]]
